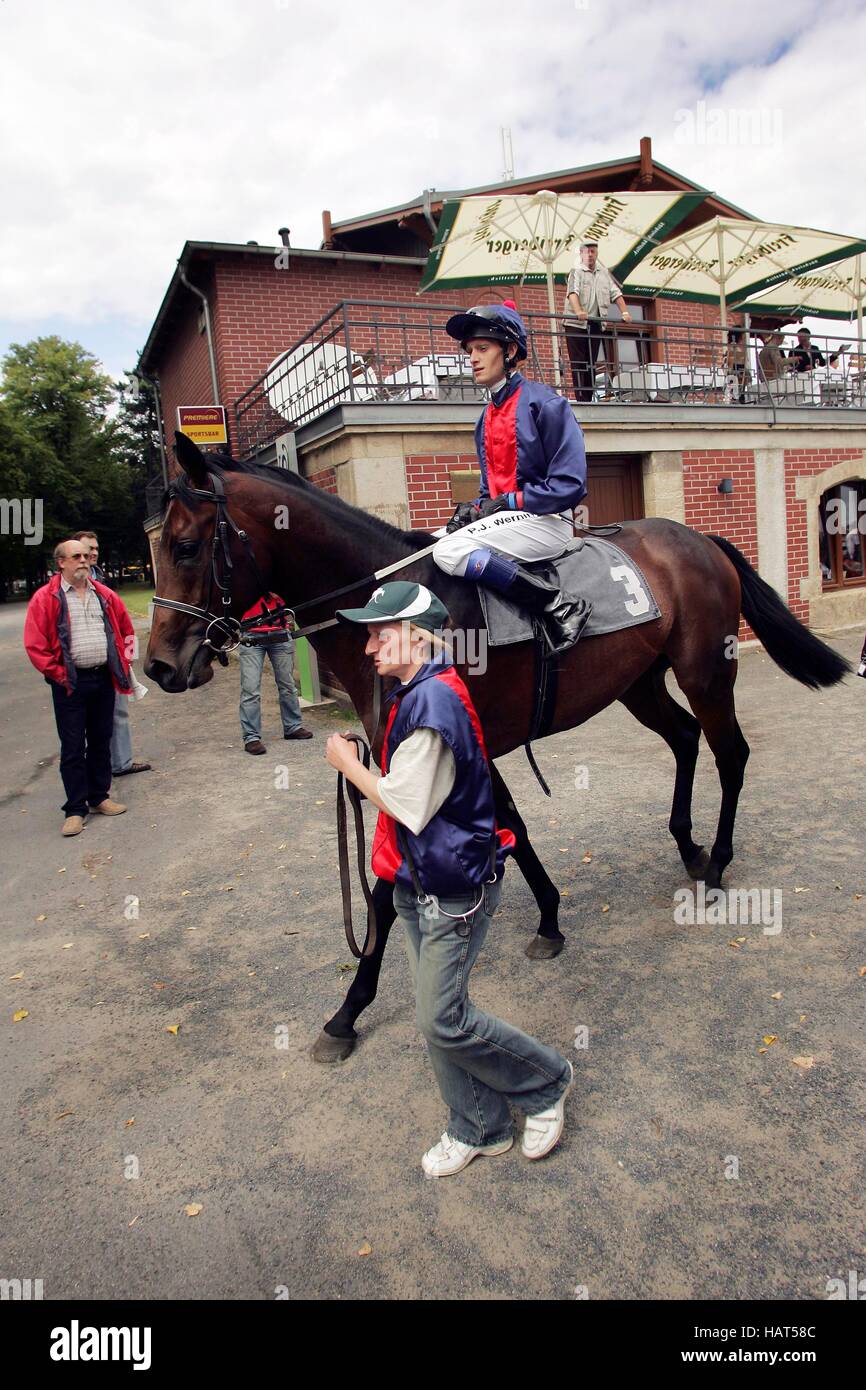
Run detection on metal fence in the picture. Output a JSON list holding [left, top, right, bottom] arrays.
[[233, 299, 866, 458]]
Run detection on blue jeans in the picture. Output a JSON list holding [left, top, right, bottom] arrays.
[[238, 640, 302, 742], [395, 877, 571, 1147], [111, 693, 133, 774]]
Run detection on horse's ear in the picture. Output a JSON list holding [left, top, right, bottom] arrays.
[[173, 431, 210, 489]]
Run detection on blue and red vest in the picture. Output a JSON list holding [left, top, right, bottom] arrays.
[[474, 370, 587, 515], [371, 657, 515, 896]]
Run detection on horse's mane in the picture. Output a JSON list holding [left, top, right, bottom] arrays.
[[164, 451, 434, 549]]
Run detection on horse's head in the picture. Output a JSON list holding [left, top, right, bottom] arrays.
[[144, 434, 280, 692]]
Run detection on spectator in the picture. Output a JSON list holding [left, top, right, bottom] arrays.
[[788, 326, 838, 373], [723, 328, 751, 403], [563, 238, 632, 402], [757, 331, 789, 381], [239, 592, 312, 754], [74, 529, 152, 778], [23, 539, 133, 836]]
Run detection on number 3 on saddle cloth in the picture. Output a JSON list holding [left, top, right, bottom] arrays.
[[475, 533, 661, 648]]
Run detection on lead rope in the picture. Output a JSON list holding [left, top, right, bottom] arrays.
[[335, 734, 378, 959]]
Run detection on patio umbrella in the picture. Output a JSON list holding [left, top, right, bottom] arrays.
[[622, 217, 866, 326], [418, 188, 705, 384]]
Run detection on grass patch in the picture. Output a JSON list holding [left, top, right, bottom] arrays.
[[116, 585, 155, 618]]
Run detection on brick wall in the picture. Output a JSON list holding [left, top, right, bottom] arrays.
[[406, 452, 478, 530], [156, 281, 216, 467], [682, 449, 757, 640], [784, 447, 864, 621]]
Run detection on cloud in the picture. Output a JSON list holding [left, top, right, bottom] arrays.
[[0, 0, 862, 365]]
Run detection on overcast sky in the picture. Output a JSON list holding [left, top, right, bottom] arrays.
[[1, 0, 864, 383]]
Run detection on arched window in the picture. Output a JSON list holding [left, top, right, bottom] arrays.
[[819, 480, 866, 589]]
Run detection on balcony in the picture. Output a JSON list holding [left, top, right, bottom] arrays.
[[232, 299, 866, 459]]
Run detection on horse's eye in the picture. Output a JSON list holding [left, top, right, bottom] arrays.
[[175, 540, 200, 560]]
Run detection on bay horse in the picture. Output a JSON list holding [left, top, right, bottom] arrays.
[[145, 433, 849, 1062]]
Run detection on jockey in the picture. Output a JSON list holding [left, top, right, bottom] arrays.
[[432, 301, 591, 654]]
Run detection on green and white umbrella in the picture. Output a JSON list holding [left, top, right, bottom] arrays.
[[623, 216, 866, 326], [730, 253, 864, 322], [418, 188, 704, 383]]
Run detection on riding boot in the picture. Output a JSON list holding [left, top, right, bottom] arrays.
[[464, 549, 592, 655]]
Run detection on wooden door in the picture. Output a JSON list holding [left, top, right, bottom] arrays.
[[586, 455, 645, 524]]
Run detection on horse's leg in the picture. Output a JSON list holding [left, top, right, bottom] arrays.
[[618, 660, 710, 879], [677, 667, 750, 891], [311, 876, 397, 1064], [490, 763, 564, 961]]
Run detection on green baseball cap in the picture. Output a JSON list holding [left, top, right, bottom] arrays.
[[336, 581, 450, 634]]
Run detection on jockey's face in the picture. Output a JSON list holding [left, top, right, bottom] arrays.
[[365, 622, 429, 681], [465, 336, 508, 386]]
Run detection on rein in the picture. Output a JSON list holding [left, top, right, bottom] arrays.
[[153, 473, 437, 651], [335, 734, 378, 958]]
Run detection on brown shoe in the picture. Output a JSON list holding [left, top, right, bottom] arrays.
[[91, 798, 127, 815], [62, 815, 85, 836], [244, 740, 267, 755], [284, 727, 313, 740]]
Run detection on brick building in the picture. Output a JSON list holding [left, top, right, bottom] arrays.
[[139, 138, 866, 637]]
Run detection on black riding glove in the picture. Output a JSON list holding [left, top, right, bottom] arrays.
[[478, 494, 515, 518], [445, 502, 480, 533]]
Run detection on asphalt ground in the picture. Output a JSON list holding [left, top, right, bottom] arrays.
[[1, 602, 864, 1301]]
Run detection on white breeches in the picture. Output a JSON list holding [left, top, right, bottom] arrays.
[[432, 511, 574, 577]]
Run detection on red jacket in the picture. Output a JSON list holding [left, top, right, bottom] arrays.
[[24, 574, 135, 695], [242, 593, 289, 634]]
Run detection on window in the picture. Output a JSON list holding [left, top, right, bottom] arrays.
[[607, 299, 652, 369], [819, 480, 866, 589]]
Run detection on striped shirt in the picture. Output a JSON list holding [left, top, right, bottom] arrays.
[[62, 578, 108, 667]]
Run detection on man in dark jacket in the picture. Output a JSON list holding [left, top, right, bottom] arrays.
[[24, 540, 134, 835], [432, 302, 590, 654]]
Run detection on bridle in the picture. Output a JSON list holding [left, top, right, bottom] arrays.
[[153, 471, 438, 666]]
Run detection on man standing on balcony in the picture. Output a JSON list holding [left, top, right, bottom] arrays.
[[239, 592, 312, 754], [563, 238, 632, 402], [432, 302, 590, 655]]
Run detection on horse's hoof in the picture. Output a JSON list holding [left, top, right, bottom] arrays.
[[311, 1030, 357, 1064], [685, 847, 710, 880], [525, 934, 565, 960]]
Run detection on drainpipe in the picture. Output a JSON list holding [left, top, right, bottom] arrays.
[[178, 264, 221, 410], [421, 189, 438, 235]]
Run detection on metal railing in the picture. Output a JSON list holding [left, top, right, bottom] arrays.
[[233, 299, 866, 458]]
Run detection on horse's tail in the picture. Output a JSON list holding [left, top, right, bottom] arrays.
[[707, 534, 850, 689]]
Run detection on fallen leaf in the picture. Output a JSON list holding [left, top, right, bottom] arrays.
[[57, 867, 67, 874], [183, 1203, 203, 1217], [794, 887, 810, 894], [13, 1009, 28, 1022], [128, 1216, 139, 1228], [728, 940, 742, 949], [62, 943, 74, 949], [858, 966, 866, 978], [166, 1025, 180, 1035], [762, 1035, 778, 1046], [138, 933, 150, 939], [125, 1118, 135, 1128], [9, 971, 24, 980], [35, 914, 47, 922], [601, 904, 610, 913], [735, 936, 747, 943], [799, 1014, 808, 1022], [758, 1047, 767, 1054], [770, 991, 783, 1000], [180, 890, 191, 897], [792, 1055, 815, 1069], [809, 931, 817, 939], [54, 1110, 74, 1120], [152, 982, 166, 990], [581, 853, 593, 864], [357, 1241, 372, 1257]]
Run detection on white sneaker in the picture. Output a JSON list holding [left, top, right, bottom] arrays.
[[421, 1130, 513, 1179], [520, 1060, 574, 1160]]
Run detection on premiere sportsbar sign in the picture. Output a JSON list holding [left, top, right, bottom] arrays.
[[177, 405, 227, 445]]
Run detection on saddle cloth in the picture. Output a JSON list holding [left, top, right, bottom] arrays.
[[476, 533, 661, 646]]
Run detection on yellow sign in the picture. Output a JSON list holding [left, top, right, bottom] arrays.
[[177, 405, 227, 445]]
